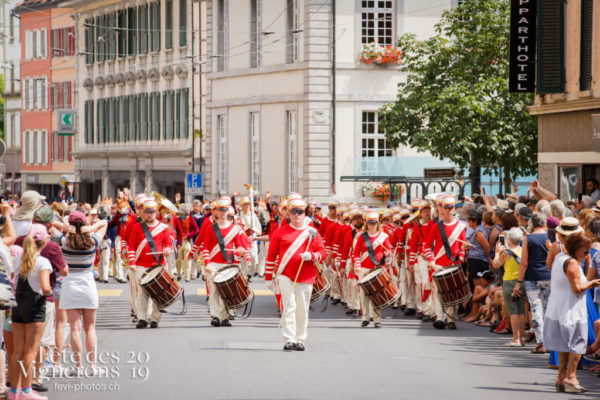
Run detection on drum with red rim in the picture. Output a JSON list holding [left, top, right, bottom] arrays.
[[432, 266, 472, 306], [139, 266, 183, 309], [213, 266, 254, 309], [311, 266, 330, 303], [358, 268, 400, 310]]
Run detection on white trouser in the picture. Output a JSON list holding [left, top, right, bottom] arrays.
[[134, 268, 161, 323], [404, 265, 416, 309], [432, 266, 457, 323], [176, 239, 193, 279], [357, 268, 381, 323], [248, 241, 259, 275], [347, 276, 360, 311], [415, 256, 434, 316], [166, 250, 177, 278], [330, 266, 341, 300], [277, 275, 312, 344], [399, 258, 407, 306], [98, 238, 111, 282], [256, 241, 268, 276], [128, 268, 137, 315], [206, 263, 229, 321], [113, 236, 126, 280]]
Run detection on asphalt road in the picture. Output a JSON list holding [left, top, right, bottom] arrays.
[[43, 278, 600, 400]]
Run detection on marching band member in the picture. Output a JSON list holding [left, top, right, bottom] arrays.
[[352, 210, 392, 328], [332, 210, 352, 308], [160, 207, 181, 279], [340, 209, 363, 317], [108, 199, 134, 284], [408, 199, 434, 321], [238, 196, 261, 280], [326, 205, 348, 305], [391, 209, 411, 313], [265, 197, 326, 351], [424, 196, 466, 330], [126, 199, 173, 329], [200, 197, 251, 327], [176, 204, 199, 281]]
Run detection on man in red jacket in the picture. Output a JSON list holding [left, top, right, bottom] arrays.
[[424, 196, 466, 330], [127, 199, 173, 329], [265, 197, 326, 351]]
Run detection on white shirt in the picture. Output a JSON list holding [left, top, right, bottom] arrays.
[[13, 254, 52, 295], [13, 220, 32, 237]]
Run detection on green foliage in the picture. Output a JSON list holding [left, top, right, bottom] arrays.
[[381, 0, 537, 183]]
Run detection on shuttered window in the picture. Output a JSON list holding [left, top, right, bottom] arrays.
[[537, 0, 565, 94], [139, 5, 148, 54], [580, 0, 593, 91], [96, 16, 104, 63], [128, 7, 137, 56], [118, 10, 127, 57], [166, 0, 173, 49], [107, 13, 116, 61], [85, 19, 94, 64], [179, 0, 187, 46]]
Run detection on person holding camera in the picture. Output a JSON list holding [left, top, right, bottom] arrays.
[[493, 227, 526, 347]]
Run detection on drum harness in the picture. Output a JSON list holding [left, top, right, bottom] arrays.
[[141, 223, 187, 315], [213, 223, 254, 320], [309, 262, 329, 313]]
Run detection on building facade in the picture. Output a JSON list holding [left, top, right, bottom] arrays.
[[63, 0, 194, 202], [203, 0, 454, 201], [530, 0, 600, 201], [2, 0, 21, 195]]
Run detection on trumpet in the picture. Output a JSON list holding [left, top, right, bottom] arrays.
[[154, 192, 179, 214]]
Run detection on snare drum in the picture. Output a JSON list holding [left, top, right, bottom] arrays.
[[213, 266, 254, 309], [358, 268, 400, 310], [311, 267, 330, 303], [432, 266, 472, 307], [139, 266, 183, 309]]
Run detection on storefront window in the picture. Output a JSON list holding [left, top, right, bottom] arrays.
[[559, 166, 581, 202]]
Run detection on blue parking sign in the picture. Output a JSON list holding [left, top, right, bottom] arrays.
[[187, 173, 202, 189]]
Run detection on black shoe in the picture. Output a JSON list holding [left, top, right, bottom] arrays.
[[400, 305, 406, 311], [253, 273, 258, 277], [374, 323, 382, 328], [283, 342, 296, 351], [353, 310, 360, 318], [177, 276, 182, 281], [404, 308, 416, 316], [361, 321, 369, 327], [221, 319, 231, 327], [433, 320, 446, 330], [392, 305, 398, 310], [431, 316, 437, 323], [158, 309, 167, 313], [32, 383, 48, 392], [150, 321, 158, 328], [130, 309, 135, 317], [345, 309, 354, 315], [295, 343, 305, 351], [259, 274, 265, 278], [447, 322, 457, 330], [422, 315, 431, 322], [331, 299, 340, 305], [197, 272, 201, 279], [132, 317, 138, 323], [369, 317, 373, 322], [136, 320, 148, 329], [416, 311, 424, 320], [247, 275, 252, 283], [211, 317, 220, 327], [229, 314, 235, 321]]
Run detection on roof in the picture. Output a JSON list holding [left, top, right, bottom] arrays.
[[14, 0, 67, 15]]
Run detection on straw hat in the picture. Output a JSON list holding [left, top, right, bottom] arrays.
[[556, 217, 583, 236]]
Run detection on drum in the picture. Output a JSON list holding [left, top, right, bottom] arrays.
[[139, 266, 183, 309], [432, 266, 472, 306], [311, 267, 330, 303], [213, 266, 254, 309], [358, 268, 400, 310]]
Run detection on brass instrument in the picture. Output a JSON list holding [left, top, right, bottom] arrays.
[[154, 192, 179, 214]]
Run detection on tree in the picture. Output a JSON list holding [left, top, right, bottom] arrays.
[[381, 0, 537, 194]]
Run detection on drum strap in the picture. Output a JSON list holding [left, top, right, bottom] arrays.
[[141, 223, 164, 264], [362, 232, 385, 266], [212, 223, 234, 263], [416, 222, 424, 240], [437, 220, 460, 263]]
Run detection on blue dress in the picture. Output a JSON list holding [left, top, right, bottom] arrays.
[[548, 250, 599, 367]]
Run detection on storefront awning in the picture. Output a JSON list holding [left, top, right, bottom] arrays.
[[340, 156, 461, 182]]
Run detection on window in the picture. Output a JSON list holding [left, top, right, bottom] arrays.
[[249, 112, 260, 189], [151, 93, 160, 140], [361, 111, 393, 157], [581, 0, 593, 91], [41, 77, 47, 109], [128, 7, 137, 56], [84, 19, 94, 64], [23, 79, 29, 110], [177, 88, 189, 138], [96, 15, 105, 62], [10, 13, 14, 43], [9, 114, 16, 148], [117, 10, 127, 57], [42, 130, 48, 165], [166, 0, 173, 49], [32, 78, 38, 109], [107, 14, 116, 61], [150, 1, 161, 52], [24, 131, 31, 164], [34, 131, 40, 164], [537, 0, 564, 94], [217, 0, 227, 71], [53, 131, 59, 162], [287, 111, 298, 192], [113, 96, 120, 142], [217, 115, 227, 194], [140, 93, 148, 140], [5, 114, 11, 149], [40, 28, 47, 58], [108, 97, 115, 142], [139, 5, 148, 54], [250, 0, 261, 68], [32, 30, 38, 58], [286, 0, 298, 64], [25, 30, 32, 60], [179, 0, 187, 46], [559, 166, 581, 201], [85, 100, 94, 144], [361, 0, 393, 45]]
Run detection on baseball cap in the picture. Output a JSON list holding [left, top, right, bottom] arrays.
[[27, 223, 49, 241], [517, 206, 532, 220], [68, 211, 87, 224], [33, 206, 54, 223]]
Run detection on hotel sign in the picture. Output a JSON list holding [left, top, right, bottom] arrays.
[[509, 0, 537, 92]]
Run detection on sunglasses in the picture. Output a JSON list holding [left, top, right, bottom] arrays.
[[444, 205, 455, 210], [411, 208, 418, 213], [290, 209, 305, 215], [393, 220, 401, 225], [328, 206, 337, 210], [584, 250, 590, 256], [401, 215, 410, 220], [217, 207, 228, 212], [367, 220, 377, 224]]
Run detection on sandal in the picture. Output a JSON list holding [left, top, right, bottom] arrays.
[[524, 332, 536, 343], [531, 344, 545, 354], [502, 341, 523, 347], [495, 328, 512, 334]]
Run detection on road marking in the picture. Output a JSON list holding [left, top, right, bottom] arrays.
[[196, 289, 273, 296], [98, 289, 123, 297]]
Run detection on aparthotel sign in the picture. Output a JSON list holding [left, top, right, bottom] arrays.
[[509, 0, 537, 92]]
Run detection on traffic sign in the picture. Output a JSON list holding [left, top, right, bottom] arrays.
[[58, 109, 75, 134], [187, 173, 202, 189]]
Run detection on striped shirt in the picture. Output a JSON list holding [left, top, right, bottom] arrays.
[[60, 233, 99, 271]]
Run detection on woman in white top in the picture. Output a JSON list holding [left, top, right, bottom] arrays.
[[8, 224, 52, 400], [544, 231, 600, 394]]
